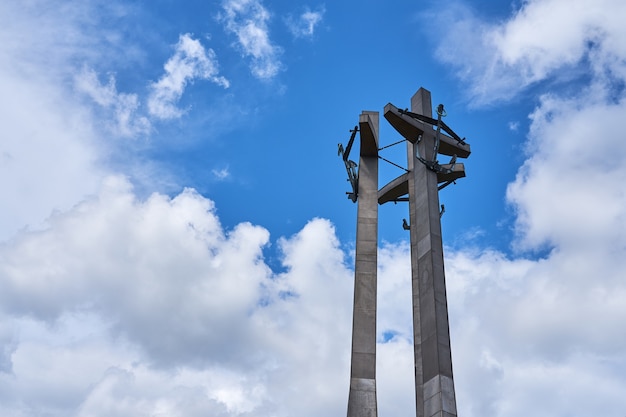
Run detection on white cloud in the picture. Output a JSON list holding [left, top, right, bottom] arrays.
[[0, 2, 226, 229], [76, 67, 151, 137], [0, 2, 106, 241], [212, 166, 231, 180], [148, 34, 230, 120], [0, 178, 357, 416], [0, 1, 115, 75], [433, 0, 626, 104], [445, 248, 626, 417], [0, 176, 270, 366], [507, 90, 626, 251], [422, 1, 626, 415], [0, 67, 103, 241], [285, 6, 326, 38], [218, 0, 283, 79], [2, 169, 625, 417]]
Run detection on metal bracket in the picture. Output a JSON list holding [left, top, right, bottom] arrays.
[[414, 134, 459, 177], [411, 104, 462, 178], [338, 126, 359, 202], [398, 106, 466, 146], [438, 180, 456, 191]]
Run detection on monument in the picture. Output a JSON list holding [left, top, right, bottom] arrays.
[[339, 88, 471, 417]]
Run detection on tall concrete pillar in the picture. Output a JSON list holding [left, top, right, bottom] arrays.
[[406, 89, 457, 417], [347, 111, 379, 417], [379, 88, 470, 417]]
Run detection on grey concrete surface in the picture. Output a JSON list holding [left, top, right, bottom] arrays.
[[347, 111, 379, 417], [380, 88, 469, 417], [347, 88, 470, 417], [405, 88, 457, 417]]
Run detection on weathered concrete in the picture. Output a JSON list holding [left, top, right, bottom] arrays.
[[346, 88, 470, 417], [406, 88, 456, 417], [381, 88, 468, 417], [347, 111, 379, 417]]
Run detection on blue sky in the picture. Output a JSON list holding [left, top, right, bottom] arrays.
[[2, 0, 626, 416]]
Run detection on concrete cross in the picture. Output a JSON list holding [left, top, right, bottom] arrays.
[[343, 88, 471, 417]]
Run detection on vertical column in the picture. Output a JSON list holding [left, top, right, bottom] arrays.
[[407, 89, 457, 417], [347, 111, 379, 417]]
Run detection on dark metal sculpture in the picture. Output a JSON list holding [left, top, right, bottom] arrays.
[[338, 126, 360, 202]]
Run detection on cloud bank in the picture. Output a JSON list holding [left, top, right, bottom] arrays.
[[0, 1, 106, 241], [0, 176, 356, 417]]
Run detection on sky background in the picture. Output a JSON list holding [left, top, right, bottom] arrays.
[[1, 0, 626, 416]]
